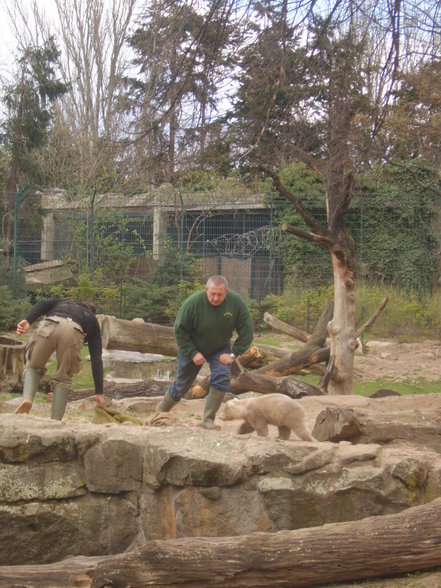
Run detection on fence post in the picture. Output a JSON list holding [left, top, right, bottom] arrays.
[[13, 184, 31, 299], [359, 191, 364, 286], [178, 189, 184, 280], [89, 186, 96, 276], [268, 192, 273, 294]]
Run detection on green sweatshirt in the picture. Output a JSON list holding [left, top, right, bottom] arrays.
[[174, 289, 254, 359]]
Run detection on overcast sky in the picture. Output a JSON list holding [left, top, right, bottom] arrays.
[[0, 0, 58, 81]]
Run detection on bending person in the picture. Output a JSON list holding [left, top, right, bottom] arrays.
[[15, 298, 105, 420]]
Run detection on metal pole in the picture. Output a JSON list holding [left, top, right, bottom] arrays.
[[268, 193, 273, 294], [89, 186, 96, 275], [359, 191, 364, 286], [13, 184, 31, 299], [178, 189, 184, 280]]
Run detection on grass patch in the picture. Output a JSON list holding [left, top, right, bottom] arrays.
[[254, 335, 302, 350], [297, 372, 441, 397], [44, 346, 108, 390]]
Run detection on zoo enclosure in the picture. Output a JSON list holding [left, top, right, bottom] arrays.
[[7, 184, 425, 312]]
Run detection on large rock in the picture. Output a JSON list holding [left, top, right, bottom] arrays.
[[2, 394, 441, 566]]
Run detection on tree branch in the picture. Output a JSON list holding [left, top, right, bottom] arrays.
[[259, 166, 328, 237], [281, 223, 332, 249], [355, 295, 389, 338]]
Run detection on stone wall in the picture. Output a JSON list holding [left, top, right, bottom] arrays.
[[2, 410, 441, 566]]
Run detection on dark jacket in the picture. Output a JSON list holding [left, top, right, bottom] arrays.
[[25, 298, 103, 394]]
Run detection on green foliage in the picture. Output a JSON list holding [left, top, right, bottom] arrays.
[[122, 244, 202, 324], [0, 285, 30, 331], [35, 270, 120, 316], [259, 283, 441, 341], [151, 242, 197, 287], [356, 284, 441, 340], [359, 161, 440, 294], [1, 37, 69, 186], [124, 278, 202, 325], [259, 285, 334, 332], [271, 163, 331, 288]]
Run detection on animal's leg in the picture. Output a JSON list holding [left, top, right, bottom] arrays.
[[296, 422, 315, 441], [278, 426, 291, 440], [252, 418, 269, 437], [238, 421, 254, 434]]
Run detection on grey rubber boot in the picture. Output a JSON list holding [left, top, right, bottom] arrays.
[[201, 388, 225, 430], [51, 384, 69, 420], [15, 368, 41, 414], [156, 390, 178, 412]]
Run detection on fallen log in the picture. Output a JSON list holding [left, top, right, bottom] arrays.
[[263, 312, 310, 343], [229, 369, 324, 398], [2, 497, 441, 587], [99, 316, 284, 366], [68, 380, 169, 402], [255, 301, 333, 377], [99, 315, 177, 356], [185, 348, 324, 399]]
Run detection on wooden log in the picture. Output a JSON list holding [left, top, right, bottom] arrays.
[[255, 301, 333, 377], [99, 315, 177, 356], [2, 497, 441, 587], [229, 369, 324, 398], [185, 348, 324, 400], [68, 380, 170, 402], [263, 311, 310, 342], [0, 335, 26, 388]]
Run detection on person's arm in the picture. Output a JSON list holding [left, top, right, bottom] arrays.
[[231, 302, 254, 357], [173, 300, 199, 358], [86, 319, 105, 407], [24, 299, 60, 325], [17, 299, 61, 335]]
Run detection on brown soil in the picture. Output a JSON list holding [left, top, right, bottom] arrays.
[[354, 339, 441, 383]]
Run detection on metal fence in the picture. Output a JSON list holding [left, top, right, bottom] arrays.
[[4, 187, 367, 308], [24, 202, 285, 301]]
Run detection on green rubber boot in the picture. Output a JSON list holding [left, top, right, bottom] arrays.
[[15, 368, 41, 414], [201, 388, 224, 430], [156, 391, 178, 412], [51, 384, 69, 420]]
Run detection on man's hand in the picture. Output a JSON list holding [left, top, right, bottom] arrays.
[[192, 352, 206, 366], [96, 394, 106, 409], [220, 353, 234, 365], [17, 320, 29, 335]]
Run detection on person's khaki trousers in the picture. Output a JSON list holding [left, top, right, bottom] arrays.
[[25, 317, 85, 390]]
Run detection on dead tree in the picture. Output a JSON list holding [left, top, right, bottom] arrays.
[[1, 497, 441, 587]]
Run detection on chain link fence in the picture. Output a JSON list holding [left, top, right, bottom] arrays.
[[4, 185, 435, 321]]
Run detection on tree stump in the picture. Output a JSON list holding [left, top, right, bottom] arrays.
[[0, 336, 25, 388]]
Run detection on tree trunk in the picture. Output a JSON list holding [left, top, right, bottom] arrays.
[[327, 252, 356, 394], [0, 335, 26, 388], [1, 498, 441, 587]]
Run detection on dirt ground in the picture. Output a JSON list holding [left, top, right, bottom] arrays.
[[354, 339, 441, 383]]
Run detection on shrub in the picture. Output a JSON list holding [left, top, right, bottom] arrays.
[[0, 286, 31, 332]]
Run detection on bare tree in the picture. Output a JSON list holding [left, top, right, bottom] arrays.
[[3, 0, 138, 189], [234, 0, 441, 393]]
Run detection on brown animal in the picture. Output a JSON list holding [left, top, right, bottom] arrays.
[[221, 393, 316, 441]]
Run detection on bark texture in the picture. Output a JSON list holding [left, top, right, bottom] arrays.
[[2, 497, 441, 587]]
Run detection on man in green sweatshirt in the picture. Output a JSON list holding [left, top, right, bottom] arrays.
[[156, 275, 254, 429]]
